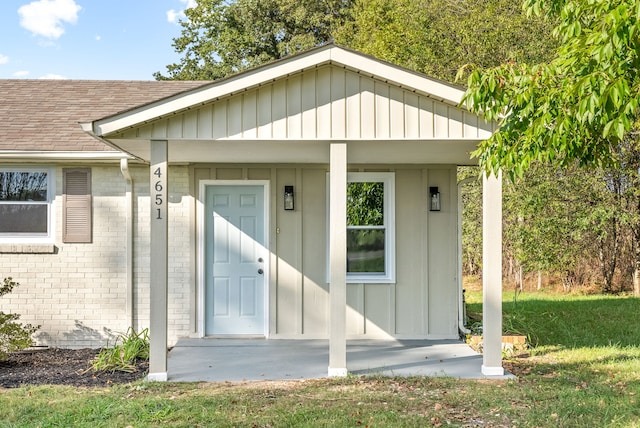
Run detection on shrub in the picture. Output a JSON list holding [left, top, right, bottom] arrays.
[[0, 277, 39, 360], [92, 327, 149, 373]]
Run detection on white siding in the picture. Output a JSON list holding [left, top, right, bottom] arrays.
[[192, 164, 459, 340], [0, 162, 459, 347], [116, 66, 492, 142]]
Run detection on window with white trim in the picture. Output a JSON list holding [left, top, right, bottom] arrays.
[[346, 172, 395, 283], [0, 168, 54, 242]]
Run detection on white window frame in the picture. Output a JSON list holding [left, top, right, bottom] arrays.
[[327, 172, 396, 284], [0, 167, 55, 244]]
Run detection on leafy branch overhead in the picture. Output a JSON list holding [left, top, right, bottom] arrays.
[[461, 0, 640, 177]]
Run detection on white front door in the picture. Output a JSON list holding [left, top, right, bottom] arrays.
[[204, 184, 267, 335]]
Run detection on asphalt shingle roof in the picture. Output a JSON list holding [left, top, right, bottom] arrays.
[[0, 79, 210, 152]]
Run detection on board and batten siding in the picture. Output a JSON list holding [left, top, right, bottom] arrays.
[[192, 164, 458, 340], [116, 66, 492, 142]]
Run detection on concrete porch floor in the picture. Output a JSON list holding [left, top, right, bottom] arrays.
[[167, 339, 512, 382]]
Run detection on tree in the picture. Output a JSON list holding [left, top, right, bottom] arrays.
[[505, 164, 608, 291], [603, 136, 640, 294], [159, 0, 556, 83], [462, 0, 640, 177], [155, 0, 353, 80], [461, 0, 640, 294], [336, 0, 556, 82]]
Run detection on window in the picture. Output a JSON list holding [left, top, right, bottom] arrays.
[[0, 168, 54, 242], [346, 172, 395, 283]]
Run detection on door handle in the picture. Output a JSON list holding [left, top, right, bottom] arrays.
[[258, 268, 264, 275]]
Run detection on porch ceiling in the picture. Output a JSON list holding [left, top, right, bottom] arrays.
[[106, 138, 480, 165]]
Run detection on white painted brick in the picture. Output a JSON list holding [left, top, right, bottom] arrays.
[[0, 164, 196, 348]]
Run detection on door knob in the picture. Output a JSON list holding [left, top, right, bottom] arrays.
[[258, 268, 264, 275]]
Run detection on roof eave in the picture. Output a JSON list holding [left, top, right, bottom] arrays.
[[0, 150, 134, 161]]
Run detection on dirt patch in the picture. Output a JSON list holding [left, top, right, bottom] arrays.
[[0, 348, 148, 388]]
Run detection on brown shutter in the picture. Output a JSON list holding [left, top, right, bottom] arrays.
[[63, 168, 92, 243]]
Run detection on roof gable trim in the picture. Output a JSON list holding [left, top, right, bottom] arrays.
[[85, 45, 466, 137]]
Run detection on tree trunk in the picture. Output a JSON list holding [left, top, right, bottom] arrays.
[[508, 255, 515, 283], [598, 215, 619, 294], [518, 264, 524, 291], [632, 229, 640, 297], [634, 246, 640, 297], [537, 270, 542, 291]]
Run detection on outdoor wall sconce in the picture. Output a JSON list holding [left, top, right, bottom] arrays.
[[284, 185, 295, 210], [429, 187, 441, 211]]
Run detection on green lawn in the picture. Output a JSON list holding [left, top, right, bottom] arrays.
[[465, 289, 640, 347], [2, 291, 640, 427]]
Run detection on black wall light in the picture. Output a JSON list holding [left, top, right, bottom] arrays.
[[429, 186, 441, 211], [284, 185, 295, 210]]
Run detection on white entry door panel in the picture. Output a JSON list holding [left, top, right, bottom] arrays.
[[205, 185, 266, 335]]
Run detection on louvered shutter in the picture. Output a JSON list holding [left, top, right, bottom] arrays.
[[63, 168, 92, 243]]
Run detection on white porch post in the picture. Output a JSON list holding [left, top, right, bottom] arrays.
[[482, 171, 504, 376], [328, 142, 348, 377], [148, 140, 169, 381]]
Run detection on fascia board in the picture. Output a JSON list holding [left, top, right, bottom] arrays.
[[0, 150, 131, 160]]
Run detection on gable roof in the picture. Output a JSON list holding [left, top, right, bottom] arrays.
[[87, 43, 469, 138], [0, 79, 210, 156], [0, 44, 490, 165]]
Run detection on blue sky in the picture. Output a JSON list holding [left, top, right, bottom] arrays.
[[0, 0, 196, 80]]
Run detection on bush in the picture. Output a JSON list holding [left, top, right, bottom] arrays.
[[0, 277, 39, 360], [92, 328, 149, 373]]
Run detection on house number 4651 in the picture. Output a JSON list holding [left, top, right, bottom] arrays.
[[153, 167, 165, 220]]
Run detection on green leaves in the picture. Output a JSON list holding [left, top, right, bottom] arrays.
[[337, 0, 556, 82], [0, 277, 39, 360], [464, 0, 640, 178], [92, 328, 150, 373], [155, 0, 353, 80]]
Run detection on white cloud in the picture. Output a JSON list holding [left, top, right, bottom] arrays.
[[18, 0, 82, 39], [38, 73, 67, 79], [167, 0, 197, 24], [95, 35, 101, 41], [14, 71, 30, 77], [0, 54, 8, 65], [166, 9, 183, 24]]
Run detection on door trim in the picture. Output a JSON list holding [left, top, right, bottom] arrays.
[[197, 180, 270, 337]]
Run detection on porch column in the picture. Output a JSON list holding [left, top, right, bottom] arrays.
[[482, 171, 504, 376], [148, 139, 169, 381], [328, 142, 348, 377]]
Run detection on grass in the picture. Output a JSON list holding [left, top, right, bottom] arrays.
[[1, 291, 640, 427], [466, 288, 640, 347], [91, 328, 149, 373]]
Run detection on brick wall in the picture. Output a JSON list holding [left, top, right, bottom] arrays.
[[130, 164, 193, 345], [0, 164, 194, 348], [0, 166, 129, 348]]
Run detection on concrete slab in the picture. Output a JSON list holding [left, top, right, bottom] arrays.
[[167, 339, 514, 382]]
